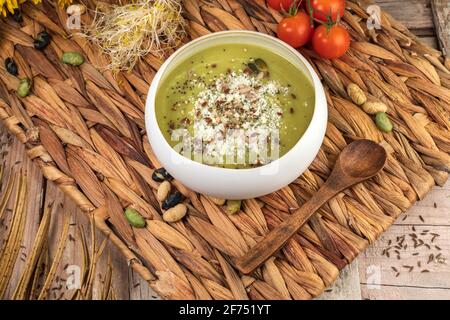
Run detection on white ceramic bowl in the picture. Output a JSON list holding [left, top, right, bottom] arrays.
[[145, 31, 327, 199]]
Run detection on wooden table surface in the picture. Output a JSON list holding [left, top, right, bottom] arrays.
[[0, 0, 449, 300]]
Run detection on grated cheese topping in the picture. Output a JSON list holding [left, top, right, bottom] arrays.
[[187, 69, 288, 165]]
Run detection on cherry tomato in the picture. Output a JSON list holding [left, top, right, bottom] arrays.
[[277, 12, 314, 48], [312, 24, 350, 59], [308, 0, 345, 22], [267, 0, 295, 11]]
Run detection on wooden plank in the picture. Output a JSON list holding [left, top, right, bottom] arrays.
[[395, 182, 450, 226], [317, 261, 362, 300], [0, 124, 45, 299], [375, 0, 435, 30], [0, 123, 157, 300], [361, 284, 450, 300], [359, 224, 450, 287], [431, 0, 450, 55]]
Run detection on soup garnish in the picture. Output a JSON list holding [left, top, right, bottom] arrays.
[[155, 44, 315, 169]]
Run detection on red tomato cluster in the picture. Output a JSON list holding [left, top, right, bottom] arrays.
[[271, 0, 350, 60]]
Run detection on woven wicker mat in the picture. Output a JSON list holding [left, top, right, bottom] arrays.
[[1, 0, 450, 300]]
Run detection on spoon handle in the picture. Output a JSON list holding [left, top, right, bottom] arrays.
[[234, 184, 338, 274]]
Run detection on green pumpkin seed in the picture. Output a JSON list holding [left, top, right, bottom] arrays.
[[124, 207, 146, 228], [254, 58, 268, 72], [61, 51, 84, 66], [17, 77, 31, 98], [225, 200, 241, 215], [247, 62, 259, 74], [375, 112, 393, 133]]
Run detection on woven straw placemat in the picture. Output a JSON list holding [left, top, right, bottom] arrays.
[[0, 0, 449, 300]]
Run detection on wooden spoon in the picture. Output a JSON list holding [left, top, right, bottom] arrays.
[[234, 139, 387, 274]]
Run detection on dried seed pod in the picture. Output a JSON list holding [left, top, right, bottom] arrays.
[[17, 78, 31, 98], [61, 52, 85, 66], [5, 58, 18, 76], [207, 196, 226, 206], [375, 112, 393, 133], [225, 200, 241, 215], [157, 181, 171, 201], [163, 203, 187, 223], [363, 100, 388, 114], [347, 83, 367, 105], [34, 31, 51, 50], [152, 168, 172, 182], [162, 191, 183, 210], [124, 208, 146, 228]]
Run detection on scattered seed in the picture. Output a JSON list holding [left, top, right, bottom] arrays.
[[162, 191, 183, 210], [124, 207, 146, 228], [419, 215, 425, 223], [17, 77, 31, 97], [61, 51, 84, 66], [156, 181, 171, 201], [225, 199, 241, 215], [34, 31, 51, 50], [163, 203, 187, 223], [5, 57, 18, 75], [421, 270, 430, 273], [152, 168, 172, 182], [375, 112, 393, 132]]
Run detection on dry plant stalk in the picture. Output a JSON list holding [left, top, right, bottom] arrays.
[[83, 0, 186, 72]]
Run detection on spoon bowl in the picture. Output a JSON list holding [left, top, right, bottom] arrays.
[[338, 140, 387, 180]]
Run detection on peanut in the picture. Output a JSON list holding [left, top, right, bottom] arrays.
[[207, 196, 226, 206], [163, 203, 187, 223], [347, 83, 367, 106], [157, 181, 171, 201], [362, 100, 388, 114]]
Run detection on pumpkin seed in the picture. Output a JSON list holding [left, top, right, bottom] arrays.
[[162, 191, 182, 210], [225, 200, 241, 215], [157, 181, 171, 201], [124, 207, 146, 228], [5, 58, 18, 76], [163, 203, 187, 223], [254, 58, 268, 72], [247, 62, 259, 74], [34, 31, 51, 50], [375, 112, 393, 133], [17, 78, 31, 98], [61, 51, 84, 66], [152, 167, 172, 182]]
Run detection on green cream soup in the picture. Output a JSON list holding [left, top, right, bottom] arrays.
[[155, 44, 315, 169]]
